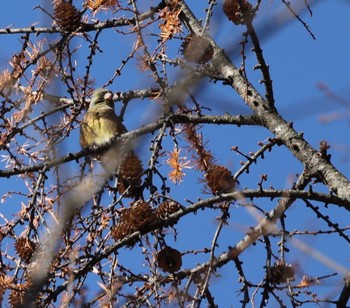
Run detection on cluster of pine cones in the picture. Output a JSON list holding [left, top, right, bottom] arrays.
[[111, 200, 180, 243]]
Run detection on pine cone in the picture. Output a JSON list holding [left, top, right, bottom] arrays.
[[14, 237, 36, 264], [181, 35, 214, 64], [111, 201, 159, 243], [156, 246, 182, 273], [156, 200, 180, 220], [54, 0, 82, 31], [205, 165, 235, 194], [8, 283, 29, 308], [269, 261, 295, 285], [117, 152, 144, 198], [0, 275, 13, 306], [223, 0, 253, 25]]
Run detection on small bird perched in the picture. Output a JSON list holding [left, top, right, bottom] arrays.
[[80, 88, 126, 149], [80, 88, 144, 198]]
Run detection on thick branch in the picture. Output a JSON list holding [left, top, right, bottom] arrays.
[[175, 0, 350, 201], [337, 273, 350, 308], [0, 114, 260, 177]]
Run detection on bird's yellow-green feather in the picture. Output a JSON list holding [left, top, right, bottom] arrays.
[[80, 101, 125, 148]]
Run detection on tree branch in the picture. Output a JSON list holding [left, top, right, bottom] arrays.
[[175, 0, 350, 201], [0, 113, 261, 177], [44, 184, 350, 302]]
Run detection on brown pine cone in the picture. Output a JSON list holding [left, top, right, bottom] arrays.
[[8, 283, 29, 308], [223, 0, 253, 25], [181, 35, 214, 64], [111, 201, 159, 243], [0, 275, 13, 306], [156, 200, 180, 220], [117, 152, 144, 198], [14, 237, 36, 264], [156, 246, 182, 273], [205, 165, 235, 194], [54, 0, 82, 31]]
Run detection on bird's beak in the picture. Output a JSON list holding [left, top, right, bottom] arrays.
[[104, 91, 113, 102]]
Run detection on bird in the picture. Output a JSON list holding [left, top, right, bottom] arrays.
[[80, 88, 126, 149], [80, 88, 144, 198]]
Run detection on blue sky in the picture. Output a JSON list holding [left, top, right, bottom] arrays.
[[0, 0, 349, 306]]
